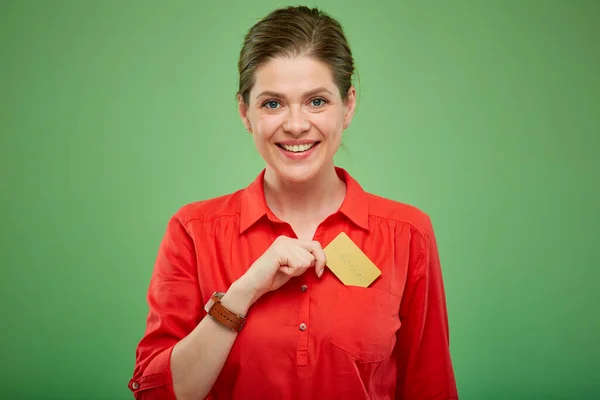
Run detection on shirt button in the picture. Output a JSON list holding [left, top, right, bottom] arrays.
[[131, 382, 139, 390], [299, 323, 307, 331], [301, 284, 308, 292]]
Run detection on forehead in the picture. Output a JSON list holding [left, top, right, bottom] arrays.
[[252, 56, 339, 96]]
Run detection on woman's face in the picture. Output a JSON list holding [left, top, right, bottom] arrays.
[[239, 55, 355, 183]]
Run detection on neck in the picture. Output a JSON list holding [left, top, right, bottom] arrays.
[[263, 164, 346, 224]]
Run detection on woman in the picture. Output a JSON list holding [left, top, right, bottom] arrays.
[[129, 6, 458, 400]]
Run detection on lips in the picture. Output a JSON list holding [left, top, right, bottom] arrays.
[[277, 142, 319, 153]]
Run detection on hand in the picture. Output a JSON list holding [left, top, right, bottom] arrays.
[[238, 236, 326, 303]]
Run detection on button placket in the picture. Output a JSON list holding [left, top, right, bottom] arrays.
[[294, 224, 324, 366], [296, 279, 311, 366]]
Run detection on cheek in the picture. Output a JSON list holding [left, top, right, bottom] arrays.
[[253, 114, 281, 139], [312, 111, 343, 137]]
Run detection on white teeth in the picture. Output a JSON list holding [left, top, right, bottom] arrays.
[[281, 143, 316, 152]]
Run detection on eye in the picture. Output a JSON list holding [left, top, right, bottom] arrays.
[[310, 98, 328, 107], [262, 100, 281, 109]]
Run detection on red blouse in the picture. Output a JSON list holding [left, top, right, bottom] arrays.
[[129, 167, 458, 399]]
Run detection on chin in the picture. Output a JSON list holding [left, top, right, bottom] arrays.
[[272, 163, 321, 183]]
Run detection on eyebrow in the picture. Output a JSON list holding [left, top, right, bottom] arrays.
[[255, 87, 334, 100]]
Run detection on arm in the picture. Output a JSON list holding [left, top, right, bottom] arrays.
[[129, 216, 325, 400], [395, 220, 458, 399], [128, 213, 256, 400], [170, 282, 255, 400]]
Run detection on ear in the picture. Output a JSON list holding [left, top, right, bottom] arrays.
[[343, 86, 356, 129], [237, 93, 252, 133]]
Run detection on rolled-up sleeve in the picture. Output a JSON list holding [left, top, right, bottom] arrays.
[[128, 210, 201, 400], [395, 220, 458, 399]]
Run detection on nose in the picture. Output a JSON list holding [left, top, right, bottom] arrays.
[[283, 106, 310, 136]]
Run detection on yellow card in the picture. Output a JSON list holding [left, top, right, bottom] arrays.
[[323, 232, 381, 287]]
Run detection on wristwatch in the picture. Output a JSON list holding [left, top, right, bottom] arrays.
[[204, 292, 247, 332]]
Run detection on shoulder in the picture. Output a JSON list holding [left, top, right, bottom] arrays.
[[172, 189, 245, 225], [366, 192, 433, 236]]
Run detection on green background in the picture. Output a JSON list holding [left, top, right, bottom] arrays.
[[1, 0, 598, 399]]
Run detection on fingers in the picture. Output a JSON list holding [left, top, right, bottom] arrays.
[[293, 246, 315, 267], [278, 247, 314, 277], [274, 237, 326, 279], [300, 240, 327, 278]]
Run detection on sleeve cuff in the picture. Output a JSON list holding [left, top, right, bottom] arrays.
[[128, 345, 176, 399]]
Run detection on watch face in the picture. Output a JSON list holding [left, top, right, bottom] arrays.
[[204, 298, 216, 313]]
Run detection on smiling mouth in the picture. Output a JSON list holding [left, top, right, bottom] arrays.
[[276, 142, 320, 153]]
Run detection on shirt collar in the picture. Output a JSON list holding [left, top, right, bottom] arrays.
[[239, 167, 370, 234]]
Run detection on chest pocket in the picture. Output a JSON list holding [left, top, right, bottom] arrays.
[[330, 285, 401, 363]]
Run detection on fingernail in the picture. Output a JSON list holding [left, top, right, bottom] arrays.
[[317, 269, 323, 278]]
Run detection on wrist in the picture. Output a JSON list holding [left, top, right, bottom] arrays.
[[221, 279, 258, 316]]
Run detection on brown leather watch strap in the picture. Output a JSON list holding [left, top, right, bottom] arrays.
[[208, 294, 247, 332]]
